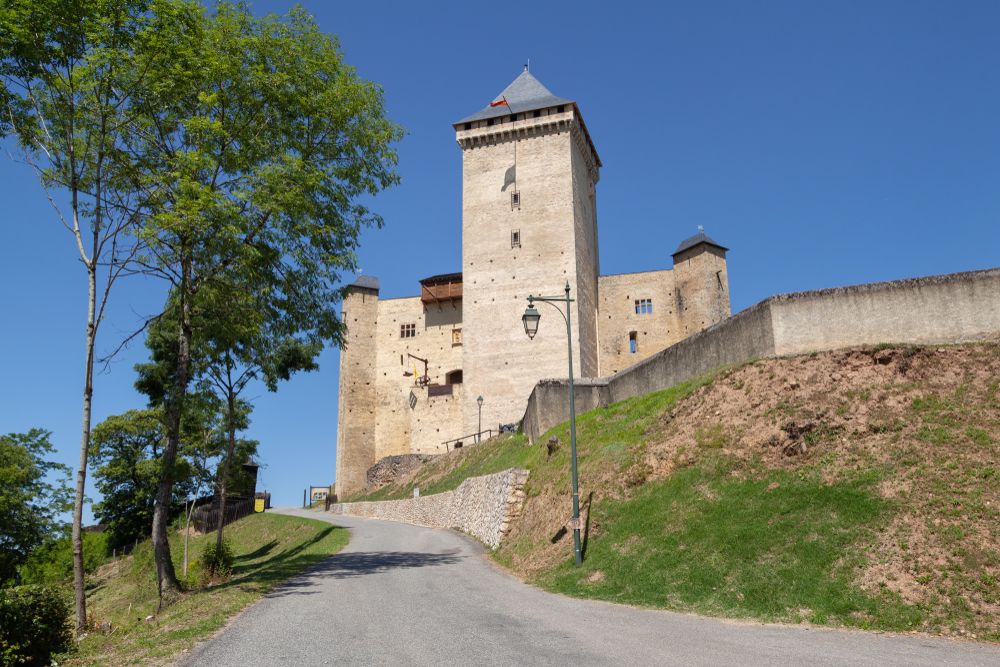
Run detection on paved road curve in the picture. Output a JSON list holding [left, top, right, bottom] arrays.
[[180, 508, 1000, 666]]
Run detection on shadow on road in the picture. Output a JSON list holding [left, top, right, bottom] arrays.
[[268, 550, 464, 596]]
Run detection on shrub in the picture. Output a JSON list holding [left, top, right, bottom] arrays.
[[199, 538, 235, 586], [0, 585, 73, 665]]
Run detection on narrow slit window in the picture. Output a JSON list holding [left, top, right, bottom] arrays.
[[629, 331, 637, 354], [511, 229, 521, 248], [400, 323, 415, 338], [635, 299, 652, 314]]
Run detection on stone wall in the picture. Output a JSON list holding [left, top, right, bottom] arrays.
[[373, 295, 463, 462], [522, 378, 609, 445], [523, 266, 1000, 443], [328, 468, 529, 549], [409, 384, 464, 455], [598, 269, 679, 376], [365, 454, 433, 494]]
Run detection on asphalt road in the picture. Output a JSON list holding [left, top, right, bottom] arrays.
[[180, 507, 1000, 666]]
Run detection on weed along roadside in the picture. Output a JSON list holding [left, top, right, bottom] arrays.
[[349, 342, 1000, 641], [64, 513, 349, 666]]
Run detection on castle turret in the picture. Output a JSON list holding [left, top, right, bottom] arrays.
[[334, 275, 380, 499], [454, 69, 602, 434], [671, 232, 731, 337]]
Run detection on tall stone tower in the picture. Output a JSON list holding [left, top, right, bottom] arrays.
[[454, 70, 602, 434], [334, 276, 380, 499]]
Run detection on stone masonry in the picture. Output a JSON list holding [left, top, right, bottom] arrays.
[[329, 468, 530, 549], [334, 70, 730, 499]]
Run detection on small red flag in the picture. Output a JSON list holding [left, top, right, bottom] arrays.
[[489, 99, 509, 107]]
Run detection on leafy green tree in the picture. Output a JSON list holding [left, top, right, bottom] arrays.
[[0, 430, 73, 588], [0, 0, 197, 629], [89, 410, 196, 552], [122, 2, 404, 592]]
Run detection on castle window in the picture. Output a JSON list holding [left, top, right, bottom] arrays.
[[452, 329, 462, 345], [533, 109, 541, 118], [557, 105, 565, 113], [464, 122, 472, 130], [511, 191, 520, 209], [446, 369, 463, 384], [510, 114, 517, 123], [629, 331, 638, 353], [400, 323, 415, 338], [486, 118, 494, 127], [511, 230, 521, 248], [635, 299, 652, 314]]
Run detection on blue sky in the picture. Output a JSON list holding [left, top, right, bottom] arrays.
[[2, 0, 998, 519]]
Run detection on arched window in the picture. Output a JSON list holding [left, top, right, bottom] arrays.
[[446, 370, 463, 385]]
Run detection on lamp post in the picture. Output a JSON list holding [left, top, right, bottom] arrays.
[[521, 281, 582, 568], [477, 395, 484, 442]]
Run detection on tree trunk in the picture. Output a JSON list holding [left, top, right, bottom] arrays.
[[215, 378, 237, 550], [151, 259, 193, 596], [72, 256, 97, 634]]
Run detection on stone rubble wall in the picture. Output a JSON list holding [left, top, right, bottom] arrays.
[[365, 454, 434, 494], [327, 468, 529, 549]]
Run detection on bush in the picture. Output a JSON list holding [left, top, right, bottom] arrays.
[[0, 585, 73, 665], [198, 538, 235, 586]]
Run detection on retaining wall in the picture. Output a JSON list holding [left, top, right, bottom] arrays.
[[327, 468, 529, 549], [524, 267, 1000, 443]]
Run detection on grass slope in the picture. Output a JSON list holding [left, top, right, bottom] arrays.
[[68, 512, 348, 666], [353, 343, 1000, 640]]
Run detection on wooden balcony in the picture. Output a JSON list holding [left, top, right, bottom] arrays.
[[419, 272, 462, 309]]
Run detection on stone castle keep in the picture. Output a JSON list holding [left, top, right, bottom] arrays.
[[334, 70, 732, 498]]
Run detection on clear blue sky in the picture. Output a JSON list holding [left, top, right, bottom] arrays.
[[2, 1, 998, 520]]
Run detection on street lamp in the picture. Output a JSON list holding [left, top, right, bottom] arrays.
[[477, 395, 484, 442], [521, 281, 582, 568]]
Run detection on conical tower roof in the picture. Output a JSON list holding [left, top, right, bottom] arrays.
[[455, 70, 574, 125]]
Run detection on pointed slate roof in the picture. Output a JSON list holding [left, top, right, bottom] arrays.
[[672, 232, 729, 257], [455, 71, 574, 125]]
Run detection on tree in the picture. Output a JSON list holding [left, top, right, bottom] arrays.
[[200, 289, 319, 551], [122, 2, 404, 593], [89, 410, 195, 552], [0, 0, 196, 629], [0, 430, 73, 588]]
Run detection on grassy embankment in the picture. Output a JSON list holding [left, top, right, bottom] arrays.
[[350, 343, 1000, 640], [67, 512, 348, 666]]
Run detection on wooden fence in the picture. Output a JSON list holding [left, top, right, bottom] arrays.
[[191, 496, 256, 534]]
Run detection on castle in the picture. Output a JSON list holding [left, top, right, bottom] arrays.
[[334, 69, 732, 498]]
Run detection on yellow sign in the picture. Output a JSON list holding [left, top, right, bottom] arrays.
[[254, 499, 265, 513]]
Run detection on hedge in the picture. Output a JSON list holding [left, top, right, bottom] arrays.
[[0, 585, 73, 665]]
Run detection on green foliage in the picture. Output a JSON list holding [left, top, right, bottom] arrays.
[[0, 585, 73, 666], [0, 430, 72, 588], [89, 410, 193, 551], [199, 537, 235, 583], [21, 531, 109, 585]]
